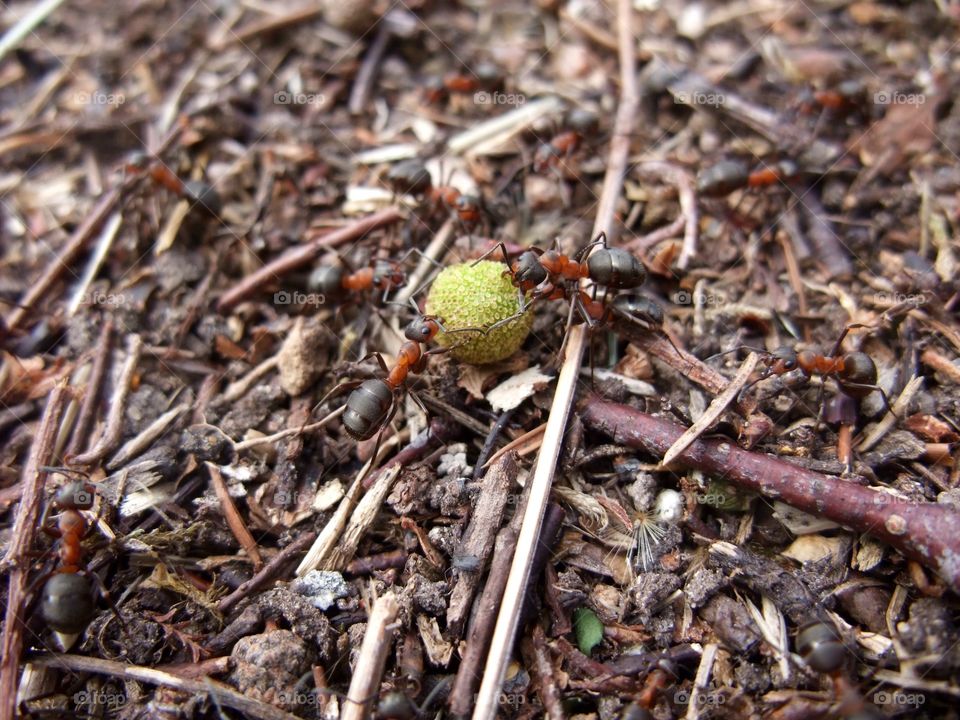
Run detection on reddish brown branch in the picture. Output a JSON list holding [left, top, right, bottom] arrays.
[[0, 384, 71, 720], [216, 207, 404, 313], [581, 396, 960, 595]]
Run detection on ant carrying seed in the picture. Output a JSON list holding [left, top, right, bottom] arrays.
[[475, 231, 647, 320]]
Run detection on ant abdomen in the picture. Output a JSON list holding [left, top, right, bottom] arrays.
[[586, 248, 646, 289], [611, 295, 664, 328], [796, 621, 846, 673], [342, 380, 393, 440], [41, 573, 95, 635], [839, 352, 877, 396], [308, 266, 345, 297], [696, 159, 749, 198]]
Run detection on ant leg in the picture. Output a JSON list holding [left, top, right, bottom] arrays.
[[471, 240, 510, 266], [843, 383, 900, 419], [573, 231, 609, 262], [358, 351, 390, 374], [82, 568, 127, 630]]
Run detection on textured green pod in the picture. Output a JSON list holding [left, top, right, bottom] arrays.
[[425, 260, 533, 364]]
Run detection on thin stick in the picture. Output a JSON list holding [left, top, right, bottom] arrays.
[[65, 320, 113, 456], [342, 592, 400, 720], [660, 353, 758, 468], [5, 126, 181, 331], [0, 0, 66, 62], [30, 653, 301, 720], [71, 334, 143, 466], [218, 531, 318, 614], [0, 383, 70, 720], [472, 2, 639, 717], [207, 463, 264, 569], [106, 403, 189, 470], [216, 208, 404, 312]]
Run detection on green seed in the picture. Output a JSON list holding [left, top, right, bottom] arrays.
[[425, 260, 533, 364]]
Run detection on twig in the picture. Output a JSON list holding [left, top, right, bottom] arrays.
[[856, 375, 923, 452], [661, 353, 758, 467], [219, 356, 280, 404], [581, 397, 960, 594], [342, 592, 400, 720], [525, 625, 564, 720], [233, 406, 344, 452], [107, 403, 189, 470], [216, 208, 404, 312], [634, 162, 698, 270], [324, 465, 402, 570], [65, 211, 123, 317], [920, 347, 960, 385], [447, 452, 518, 638], [206, 463, 264, 569], [210, 5, 324, 50], [472, 408, 516, 482], [70, 334, 143, 466], [348, 22, 391, 114], [30, 654, 301, 720], [0, 0, 66, 62], [5, 127, 181, 331], [472, 1, 639, 717], [65, 320, 113, 456], [0, 383, 70, 720], [218, 531, 318, 613]]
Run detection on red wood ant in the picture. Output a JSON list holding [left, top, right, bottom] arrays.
[[730, 325, 893, 419], [795, 622, 884, 720], [308, 258, 407, 305], [696, 158, 799, 198], [421, 62, 503, 105], [384, 161, 484, 231], [125, 154, 221, 216], [476, 232, 647, 320], [532, 108, 599, 173], [318, 312, 483, 443], [34, 478, 103, 647]]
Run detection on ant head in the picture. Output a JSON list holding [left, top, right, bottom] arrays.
[[512, 251, 548, 285], [54, 481, 95, 510], [404, 316, 438, 343], [769, 346, 798, 371]]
